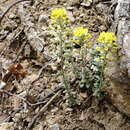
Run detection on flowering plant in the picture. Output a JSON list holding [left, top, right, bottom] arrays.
[[50, 8, 76, 107], [90, 32, 119, 99], [50, 8, 120, 101]]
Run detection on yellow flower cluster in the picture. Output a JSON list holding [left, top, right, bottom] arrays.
[[51, 8, 69, 24], [95, 32, 118, 62], [96, 32, 118, 52], [73, 27, 92, 45], [97, 32, 117, 45]]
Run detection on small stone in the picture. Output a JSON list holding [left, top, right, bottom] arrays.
[[99, 25, 107, 31], [67, 0, 80, 6], [13, 113, 21, 122], [79, 111, 85, 121], [48, 0, 58, 4], [65, 107, 73, 112], [38, 14, 49, 23], [67, 7, 74, 11], [0, 80, 6, 89], [50, 124, 60, 130], [38, 125, 44, 130], [18, 91, 27, 97], [9, 14, 16, 19], [51, 107, 58, 113], [81, 0, 92, 7], [51, 63, 57, 71], [79, 92, 88, 99], [81, 2, 91, 7], [96, 3, 107, 13]]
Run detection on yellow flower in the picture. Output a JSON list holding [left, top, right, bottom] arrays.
[[51, 8, 69, 24], [104, 47, 109, 51], [97, 32, 117, 45], [73, 27, 92, 45], [95, 46, 102, 51]]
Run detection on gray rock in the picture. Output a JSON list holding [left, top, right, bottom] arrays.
[[38, 14, 49, 23], [106, 77, 130, 117], [50, 124, 60, 130], [67, 0, 80, 6], [81, 0, 92, 7]]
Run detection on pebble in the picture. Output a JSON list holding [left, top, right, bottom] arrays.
[[50, 124, 60, 130], [81, 2, 91, 7], [38, 14, 49, 23], [0, 81, 6, 89], [51, 107, 58, 113], [9, 14, 16, 19], [67, 0, 80, 6], [67, 7, 74, 11]]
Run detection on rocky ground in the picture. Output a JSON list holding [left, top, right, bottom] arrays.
[[0, 0, 130, 130]]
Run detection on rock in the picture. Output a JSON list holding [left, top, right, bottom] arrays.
[[67, 7, 74, 11], [93, 0, 102, 4], [122, 33, 130, 77], [106, 76, 130, 117], [99, 25, 107, 31], [95, 3, 106, 13], [105, 56, 130, 117], [104, 1, 130, 116], [13, 113, 21, 122], [79, 111, 85, 121], [106, 32, 130, 117], [38, 14, 49, 23], [51, 107, 58, 113], [48, 0, 58, 4], [81, 2, 91, 7], [67, 0, 80, 6], [9, 14, 16, 19], [50, 124, 60, 130], [38, 125, 44, 130], [81, 0, 92, 7], [0, 80, 6, 89]]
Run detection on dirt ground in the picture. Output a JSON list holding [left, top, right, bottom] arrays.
[[0, 0, 130, 130]]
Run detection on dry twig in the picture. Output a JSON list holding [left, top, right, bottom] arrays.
[[0, 0, 30, 24], [0, 108, 22, 124], [27, 90, 61, 130], [13, 40, 27, 62], [0, 89, 30, 104], [0, 84, 63, 107]]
